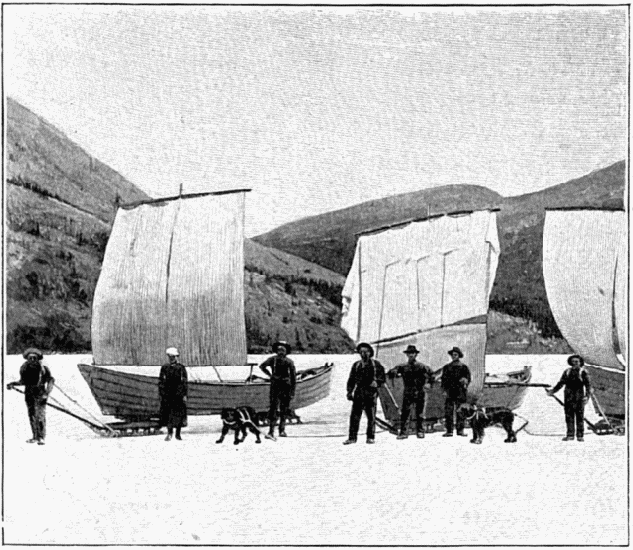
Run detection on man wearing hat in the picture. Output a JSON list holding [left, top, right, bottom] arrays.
[[388, 345, 435, 439], [343, 342, 386, 445], [259, 341, 296, 440], [7, 348, 55, 445], [440, 347, 471, 437], [547, 355, 592, 441], [159, 347, 188, 441]]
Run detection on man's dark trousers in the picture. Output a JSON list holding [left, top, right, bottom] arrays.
[[26, 394, 46, 440], [564, 399, 585, 438], [348, 388, 377, 440], [268, 380, 292, 431], [401, 391, 426, 434], [444, 396, 466, 434]]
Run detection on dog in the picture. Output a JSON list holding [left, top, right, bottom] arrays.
[[216, 406, 263, 445], [460, 403, 517, 444]]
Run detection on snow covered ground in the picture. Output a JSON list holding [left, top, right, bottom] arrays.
[[3, 354, 627, 545]]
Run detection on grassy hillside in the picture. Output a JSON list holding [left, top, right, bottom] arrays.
[[6, 98, 151, 354], [255, 161, 626, 341], [5, 98, 353, 355]]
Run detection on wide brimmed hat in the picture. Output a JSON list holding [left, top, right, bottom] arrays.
[[272, 341, 292, 354], [403, 345, 419, 354], [22, 348, 43, 360], [356, 342, 374, 357], [166, 347, 180, 356], [448, 346, 463, 358], [567, 354, 584, 367]]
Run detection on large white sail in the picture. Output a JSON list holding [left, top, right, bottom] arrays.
[[341, 210, 499, 395], [543, 209, 626, 369], [92, 191, 248, 366], [614, 236, 628, 363]]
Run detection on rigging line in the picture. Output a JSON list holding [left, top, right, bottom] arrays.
[[440, 252, 448, 327], [164, 194, 183, 312], [53, 385, 110, 429]]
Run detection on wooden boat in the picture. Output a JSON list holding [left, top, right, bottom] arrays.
[[77, 363, 333, 422], [78, 189, 333, 423], [543, 207, 627, 420], [340, 208, 533, 431]]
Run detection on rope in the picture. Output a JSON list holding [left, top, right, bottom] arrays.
[[53, 385, 112, 430]]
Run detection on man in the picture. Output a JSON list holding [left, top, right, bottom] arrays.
[[440, 346, 471, 437], [388, 345, 435, 439], [343, 342, 386, 445], [7, 348, 55, 445], [547, 355, 591, 442], [259, 341, 296, 441], [159, 347, 188, 442]]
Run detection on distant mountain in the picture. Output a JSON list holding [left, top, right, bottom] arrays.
[[255, 161, 626, 342], [5, 98, 353, 354]]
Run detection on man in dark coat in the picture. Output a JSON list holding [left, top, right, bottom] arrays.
[[547, 355, 592, 441], [7, 347, 55, 445], [343, 342, 386, 445], [389, 345, 435, 439], [159, 347, 188, 441], [259, 341, 296, 440], [440, 346, 471, 437]]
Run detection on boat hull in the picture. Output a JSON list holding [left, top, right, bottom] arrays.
[[584, 365, 625, 419], [378, 366, 532, 431], [78, 363, 333, 421]]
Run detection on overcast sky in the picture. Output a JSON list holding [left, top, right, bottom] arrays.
[[4, 6, 627, 236]]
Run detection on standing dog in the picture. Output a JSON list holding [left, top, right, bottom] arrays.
[[461, 403, 517, 444], [216, 406, 263, 445]]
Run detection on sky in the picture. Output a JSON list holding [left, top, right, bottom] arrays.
[[4, 5, 628, 236]]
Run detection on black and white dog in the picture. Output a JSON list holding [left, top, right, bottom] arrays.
[[216, 406, 263, 445], [460, 403, 517, 444]]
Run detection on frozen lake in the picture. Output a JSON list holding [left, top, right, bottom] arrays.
[[3, 354, 628, 545]]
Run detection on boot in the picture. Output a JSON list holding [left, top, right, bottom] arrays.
[[343, 439, 357, 445], [265, 431, 276, 441], [396, 433, 408, 440], [562, 436, 574, 441]]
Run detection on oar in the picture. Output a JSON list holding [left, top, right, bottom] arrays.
[[486, 382, 551, 388], [546, 390, 600, 434]]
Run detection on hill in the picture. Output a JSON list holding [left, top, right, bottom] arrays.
[[255, 161, 626, 342], [5, 98, 353, 354], [6, 98, 151, 353], [254, 184, 503, 275]]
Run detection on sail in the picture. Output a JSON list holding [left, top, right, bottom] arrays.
[[92, 191, 248, 366], [341, 210, 499, 395], [614, 217, 628, 363], [543, 209, 626, 369]]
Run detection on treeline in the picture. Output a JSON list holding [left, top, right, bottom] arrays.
[[245, 265, 343, 307], [7, 309, 90, 354], [489, 296, 560, 339]]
